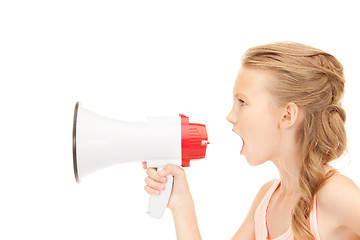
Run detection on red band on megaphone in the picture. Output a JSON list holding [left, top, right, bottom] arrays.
[[180, 114, 209, 167]]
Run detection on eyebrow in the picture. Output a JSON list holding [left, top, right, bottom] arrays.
[[234, 92, 248, 100]]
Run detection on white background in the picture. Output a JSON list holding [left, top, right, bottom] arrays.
[[1, 0, 359, 239]]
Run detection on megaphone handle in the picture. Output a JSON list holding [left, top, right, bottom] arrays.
[[147, 167, 174, 219]]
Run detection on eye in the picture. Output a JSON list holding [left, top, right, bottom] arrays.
[[238, 99, 247, 106]]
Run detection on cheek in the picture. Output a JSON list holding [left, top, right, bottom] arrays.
[[242, 112, 280, 159]]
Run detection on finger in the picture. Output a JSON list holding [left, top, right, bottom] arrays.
[[146, 168, 167, 183], [145, 176, 165, 191], [144, 185, 160, 196], [142, 161, 147, 169]]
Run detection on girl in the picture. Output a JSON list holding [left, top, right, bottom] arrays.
[[143, 42, 360, 240]]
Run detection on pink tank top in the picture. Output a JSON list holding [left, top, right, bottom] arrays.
[[254, 179, 321, 240]]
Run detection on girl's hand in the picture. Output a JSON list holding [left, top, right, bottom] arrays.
[[142, 162, 193, 212]]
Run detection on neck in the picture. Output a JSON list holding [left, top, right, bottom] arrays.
[[271, 137, 304, 196], [271, 128, 304, 196], [272, 157, 301, 196]]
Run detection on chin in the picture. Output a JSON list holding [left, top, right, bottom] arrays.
[[247, 160, 263, 167], [243, 154, 266, 166]]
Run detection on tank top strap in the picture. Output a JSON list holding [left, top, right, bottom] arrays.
[[309, 164, 334, 240], [309, 195, 322, 240], [254, 179, 281, 239]]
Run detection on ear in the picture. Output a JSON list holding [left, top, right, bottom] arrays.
[[279, 102, 301, 129]]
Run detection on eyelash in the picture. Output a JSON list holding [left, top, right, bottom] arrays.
[[238, 99, 247, 106]]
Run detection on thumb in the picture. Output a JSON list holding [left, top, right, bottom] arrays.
[[158, 164, 185, 178]]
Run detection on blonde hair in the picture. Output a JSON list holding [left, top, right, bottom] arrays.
[[242, 42, 347, 240]]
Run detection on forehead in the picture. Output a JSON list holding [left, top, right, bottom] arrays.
[[233, 66, 273, 97]]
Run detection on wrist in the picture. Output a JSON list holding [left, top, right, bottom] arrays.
[[170, 195, 195, 215]]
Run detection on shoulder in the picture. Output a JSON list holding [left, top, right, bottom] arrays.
[[244, 179, 278, 216], [259, 179, 278, 196], [317, 172, 360, 235], [231, 179, 278, 240], [252, 179, 278, 210], [317, 172, 360, 208]]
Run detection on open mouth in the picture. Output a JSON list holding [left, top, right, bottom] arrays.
[[232, 129, 245, 154]]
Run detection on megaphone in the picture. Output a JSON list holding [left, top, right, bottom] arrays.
[[72, 102, 209, 219]]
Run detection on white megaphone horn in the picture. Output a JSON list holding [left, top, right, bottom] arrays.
[[72, 101, 209, 219]]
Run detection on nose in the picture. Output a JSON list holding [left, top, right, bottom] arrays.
[[226, 109, 237, 124]]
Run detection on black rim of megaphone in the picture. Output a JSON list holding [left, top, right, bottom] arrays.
[[72, 101, 80, 183]]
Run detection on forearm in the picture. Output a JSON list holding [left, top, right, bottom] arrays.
[[171, 197, 202, 240]]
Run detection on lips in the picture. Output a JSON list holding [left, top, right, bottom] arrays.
[[240, 137, 244, 154]]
